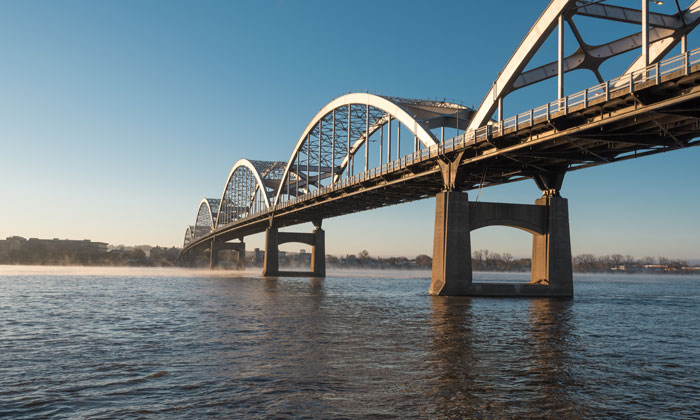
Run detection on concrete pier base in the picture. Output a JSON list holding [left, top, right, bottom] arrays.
[[209, 239, 219, 269], [263, 226, 326, 277], [430, 191, 472, 295], [430, 191, 573, 297], [220, 241, 246, 270], [310, 227, 325, 277], [531, 195, 573, 296], [209, 239, 246, 270], [262, 227, 279, 276]]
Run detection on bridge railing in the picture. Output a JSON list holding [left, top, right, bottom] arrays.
[[200, 46, 700, 241], [482, 46, 700, 137]]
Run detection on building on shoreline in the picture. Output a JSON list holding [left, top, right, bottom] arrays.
[[0, 236, 108, 263], [0, 236, 179, 266]]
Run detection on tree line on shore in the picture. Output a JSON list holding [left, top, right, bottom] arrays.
[[331, 249, 697, 274], [1, 236, 696, 274], [0, 239, 180, 267]]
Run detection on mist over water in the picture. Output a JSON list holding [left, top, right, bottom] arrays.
[[1, 266, 699, 418]]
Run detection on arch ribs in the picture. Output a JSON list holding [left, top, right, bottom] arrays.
[[193, 198, 220, 240], [468, 0, 700, 131], [216, 159, 286, 228], [273, 93, 473, 205]]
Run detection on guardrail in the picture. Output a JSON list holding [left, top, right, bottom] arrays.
[[491, 46, 700, 136], [191, 46, 700, 242]]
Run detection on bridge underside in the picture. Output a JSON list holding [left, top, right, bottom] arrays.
[[460, 68, 700, 191]]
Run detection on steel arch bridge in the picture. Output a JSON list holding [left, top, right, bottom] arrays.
[[184, 94, 473, 246], [181, 0, 700, 298]]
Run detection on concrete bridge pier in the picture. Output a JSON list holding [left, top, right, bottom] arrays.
[[208, 239, 246, 270], [178, 250, 195, 267], [430, 187, 573, 297], [219, 240, 246, 270], [262, 221, 325, 277], [262, 227, 279, 276], [310, 225, 326, 278], [430, 191, 472, 295], [530, 194, 573, 295], [208, 239, 219, 269]]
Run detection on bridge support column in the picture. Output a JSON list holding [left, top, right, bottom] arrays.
[[531, 195, 573, 295], [262, 224, 326, 278], [209, 239, 219, 270], [262, 227, 279, 276], [236, 242, 246, 270], [186, 251, 196, 267], [430, 190, 573, 297], [177, 250, 193, 267], [310, 226, 325, 277], [430, 191, 472, 295], [219, 240, 246, 270]]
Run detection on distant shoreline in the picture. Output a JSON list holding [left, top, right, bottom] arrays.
[[1, 236, 698, 275], [1, 261, 699, 275]]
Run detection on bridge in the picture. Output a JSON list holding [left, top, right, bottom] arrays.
[[180, 0, 700, 297]]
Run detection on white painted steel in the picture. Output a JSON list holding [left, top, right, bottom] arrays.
[[272, 93, 465, 205]]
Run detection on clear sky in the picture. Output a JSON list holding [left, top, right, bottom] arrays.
[[1, 0, 699, 261]]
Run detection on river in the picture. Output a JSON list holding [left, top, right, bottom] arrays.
[[1, 266, 699, 418]]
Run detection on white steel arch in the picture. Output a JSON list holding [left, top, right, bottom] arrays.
[[215, 159, 286, 228], [193, 198, 220, 240], [468, 0, 700, 131], [183, 225, 194, 248], [273, 92, 473, 205]]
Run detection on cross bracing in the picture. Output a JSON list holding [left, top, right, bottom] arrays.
[[216, 160, 286, 228], [469, 0, 700, 130], [184, 94, 473, 247], [273, 93, 474, 205], [193, 198, 220, 240], [183, 225, 194, 247]]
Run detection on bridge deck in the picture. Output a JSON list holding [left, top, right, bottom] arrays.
[[185, 55, 700, 252]]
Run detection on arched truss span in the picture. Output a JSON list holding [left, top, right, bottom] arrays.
[[193, 198, 220, 240], [215, 159, 286, 228], [273, 93, 474, 205], [468, 0, 700, 130], [183, 225, 194, 248]]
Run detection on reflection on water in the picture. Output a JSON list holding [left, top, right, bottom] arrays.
[[1, 267, 700, 418], [525, 299, 586, 418], [427, 297, 585, 418], [428, 297, 480, 417]]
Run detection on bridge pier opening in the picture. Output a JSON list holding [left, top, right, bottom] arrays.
[[220, 240, 246, 270], [430, 189, 573, 297], [208, 239, 246, 270], [262, 223, 325, 278], [178, 250, 195, 267]]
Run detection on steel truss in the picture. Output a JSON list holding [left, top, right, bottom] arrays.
[[469, 0, 700, 130], [273, 93, 473, 205], [216, 159, 286, 228], [183, 1, 700, 249], [193, 198, 220, 240]]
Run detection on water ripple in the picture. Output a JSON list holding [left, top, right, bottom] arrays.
[[1, 268, 700, 418]]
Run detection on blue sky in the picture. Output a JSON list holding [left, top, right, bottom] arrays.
[[1, 0, 699, 260]]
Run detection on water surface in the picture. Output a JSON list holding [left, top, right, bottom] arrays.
[[1, 266, 699, 418]]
